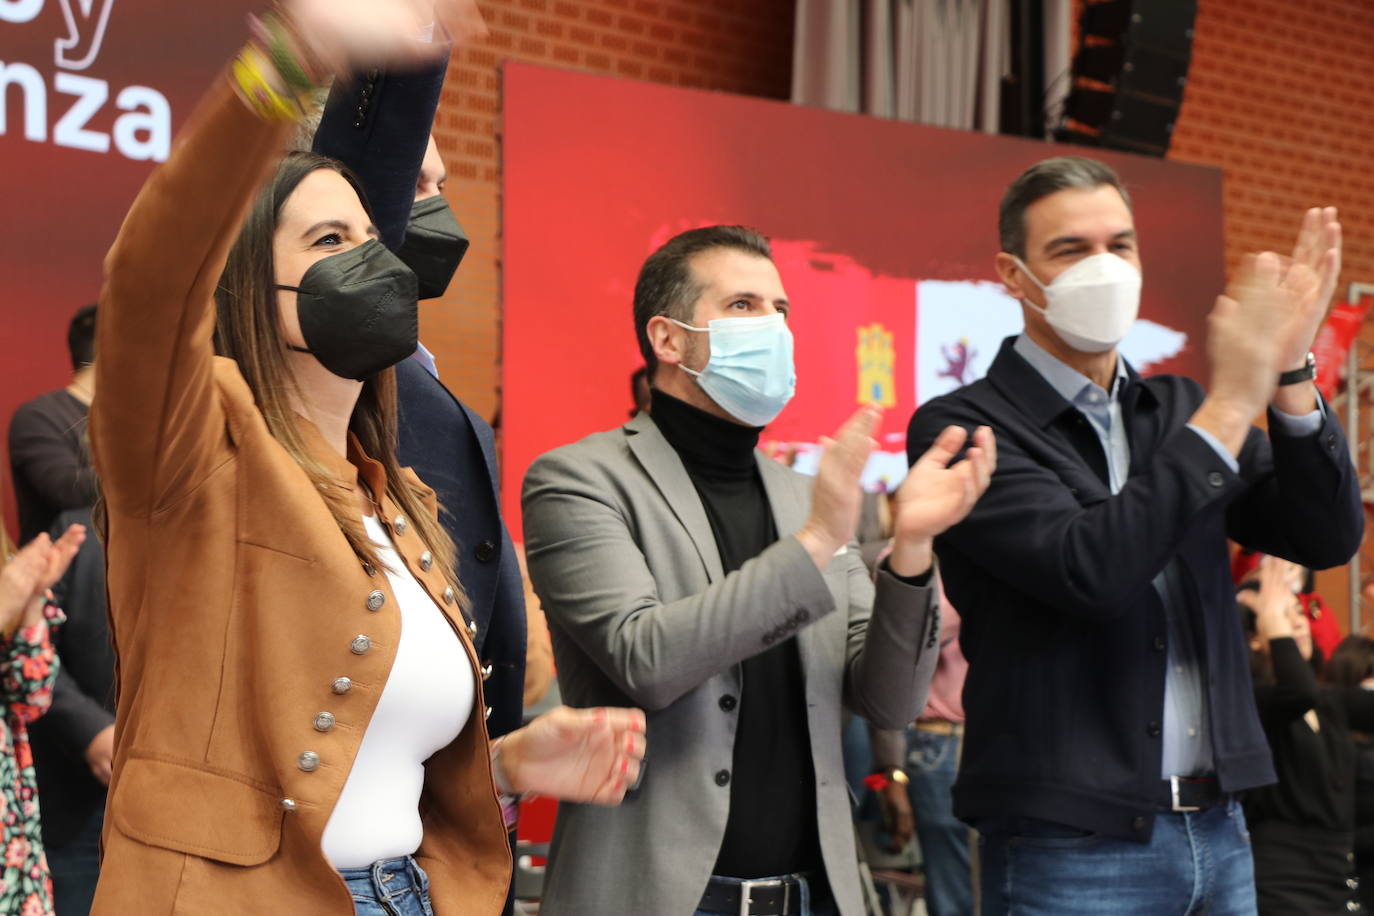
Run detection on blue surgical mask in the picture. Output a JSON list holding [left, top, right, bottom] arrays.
[[670, 313, 796, 426]]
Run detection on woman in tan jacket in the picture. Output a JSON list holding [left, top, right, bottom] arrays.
[[88, 3, 643, 913]]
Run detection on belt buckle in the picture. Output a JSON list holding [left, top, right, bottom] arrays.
[[738, 878, 788, 916], [1170, 775, 1200, 812]]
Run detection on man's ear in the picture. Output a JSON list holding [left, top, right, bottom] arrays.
[[646, 315, 686, 368], [995, 252, 1032, 302]]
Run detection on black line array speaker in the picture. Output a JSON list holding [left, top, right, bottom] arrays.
[[1056, 0, 1199, 157]]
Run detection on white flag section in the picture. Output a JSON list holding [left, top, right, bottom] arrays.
[[915, 279, 1188, 405], [915, 280, 1025, 405], [787, 278, 1188, 491]]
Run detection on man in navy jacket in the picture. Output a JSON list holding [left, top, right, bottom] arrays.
[[907, 157, 1361, 915], [312, 59, 527, 745], [312, 59, 528, 914]]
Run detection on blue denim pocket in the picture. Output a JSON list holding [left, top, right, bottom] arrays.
[[906, 729, 955, 773], [1225, 798, 1251, 843]]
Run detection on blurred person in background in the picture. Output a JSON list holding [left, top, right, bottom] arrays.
[[8, 306, 111, 916], [1235, 548, 1342, 661], [870, 590, 973, 916], [0, 522, 86, 915], [8, 307, 98, 544], [30, 505, 112, 916], [1325, 634, 1374, 909], [1240, 558, 1374, 913], [1297, 565, 1343, 662]]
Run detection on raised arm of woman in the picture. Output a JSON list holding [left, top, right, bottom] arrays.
[[90, 2, 475, 517], [90, 63, 293, 516]]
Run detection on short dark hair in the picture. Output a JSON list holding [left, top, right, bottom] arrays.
[[68, 304, 97, 369], [1325, 635, 1374, 688], [999, 157, 1132, 258], [632, 225, 772, 379]]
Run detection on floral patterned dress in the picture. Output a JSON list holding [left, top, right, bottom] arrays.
[[0, 603, 62, 916]]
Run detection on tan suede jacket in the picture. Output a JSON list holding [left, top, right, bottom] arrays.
[[88, 76, 510, 915]]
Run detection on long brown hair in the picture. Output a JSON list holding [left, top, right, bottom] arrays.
[[213, 152, 466, 610]]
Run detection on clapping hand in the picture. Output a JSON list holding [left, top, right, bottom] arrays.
[[494, 706, 646, 805], [887, 425, 996, 577], [1249, 556, 1303, 644], [0, 524, 85, 635], [285, 0, 487, 75], [1277, 207, 1342, 373], [1197, 207, 1340, 448], [796, 406, 881, 570]]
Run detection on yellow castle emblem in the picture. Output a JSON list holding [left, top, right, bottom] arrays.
[[856, 323, 896, 407]]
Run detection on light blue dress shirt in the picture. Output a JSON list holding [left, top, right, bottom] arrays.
[[1012, 334, 1321, 778]]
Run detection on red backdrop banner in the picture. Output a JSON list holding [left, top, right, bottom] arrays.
[[500, 62, 1225, 541]]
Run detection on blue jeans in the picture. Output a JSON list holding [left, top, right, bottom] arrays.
[[904, 728, 973, 916], [694, 873, 838, 916], [48, 799, 105, 916], [341, 856, 434, 916], [978, 798, 1257, 915]]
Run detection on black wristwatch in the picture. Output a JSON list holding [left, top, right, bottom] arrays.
[[1278, 352, 1317, 387]]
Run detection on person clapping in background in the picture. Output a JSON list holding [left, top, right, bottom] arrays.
[[1240, 557, 1374, 913], [1323, 634, 1374, 910], [0, 523, 85, 916]]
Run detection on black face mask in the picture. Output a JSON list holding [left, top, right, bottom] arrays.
[[396, 195, 469, 300], [278, 239, 419, 380]]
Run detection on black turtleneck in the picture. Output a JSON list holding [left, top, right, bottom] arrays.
[[650, 389, 822, 878]]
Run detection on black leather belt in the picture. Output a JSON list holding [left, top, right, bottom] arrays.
[[698, 873, 823, 916], [1156, 775, 1225, 812]]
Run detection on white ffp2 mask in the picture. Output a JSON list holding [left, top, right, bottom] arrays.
[[1014, 252, 1142, 354]]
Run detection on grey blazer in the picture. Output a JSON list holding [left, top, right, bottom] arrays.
[[521, 413, 941, 916]]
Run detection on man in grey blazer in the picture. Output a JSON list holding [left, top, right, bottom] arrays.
[[522, 226, 995, 916]]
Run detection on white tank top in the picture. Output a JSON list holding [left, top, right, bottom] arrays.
[[321, 513, 474, 868]]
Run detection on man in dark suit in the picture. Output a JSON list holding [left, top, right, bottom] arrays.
[[311, 56, 528, 903], [907, 156, 1361, 915], [312, 55, 526, 741]]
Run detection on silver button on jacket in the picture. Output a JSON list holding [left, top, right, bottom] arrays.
[[313, 712, 336, 732], [350, 635, 371, 655], [331, 676, 352, 695], [297, 751, 320, 772], [366, 589, 385, 611]]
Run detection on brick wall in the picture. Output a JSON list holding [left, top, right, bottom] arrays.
[[1170, 0, 1374, 287], [1166, 0, 1374, 632], [425, 0, 794, 423]]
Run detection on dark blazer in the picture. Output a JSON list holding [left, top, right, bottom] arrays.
[[908, 336, 1363, 841], [30, 506, 114, 849], [313, 60, 527, 743]]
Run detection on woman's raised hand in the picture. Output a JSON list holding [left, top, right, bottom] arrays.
[[284, 0, 487, 75], [494, 706, 647, 805]]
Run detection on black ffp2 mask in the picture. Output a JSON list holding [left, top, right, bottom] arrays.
[[396, 195, 469, 300], [278, 239, 419, 380]]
